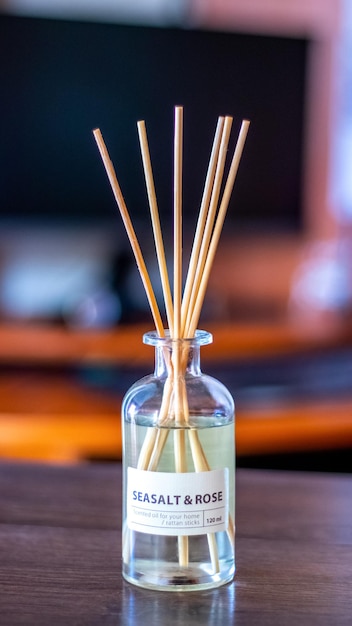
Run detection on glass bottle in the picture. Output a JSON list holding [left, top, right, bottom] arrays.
[[122, 329, 235, 591]]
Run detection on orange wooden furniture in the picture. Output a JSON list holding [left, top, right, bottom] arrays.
[[0, 320, 351, 463]]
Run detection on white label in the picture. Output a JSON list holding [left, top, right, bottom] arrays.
[[127, 467, 229, 536]]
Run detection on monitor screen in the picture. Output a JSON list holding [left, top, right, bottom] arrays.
[[0, 13, 308, 233]]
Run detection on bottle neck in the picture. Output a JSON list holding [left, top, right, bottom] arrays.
[[154, 343, 201, 378], [143, 330, 213, 379]]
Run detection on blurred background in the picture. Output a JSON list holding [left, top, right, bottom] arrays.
[[0, 0, 352, 470]]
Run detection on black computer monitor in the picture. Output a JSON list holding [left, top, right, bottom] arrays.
[[0, 12, 307, 234]]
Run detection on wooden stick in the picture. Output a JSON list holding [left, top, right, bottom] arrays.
[[172, 104, 186, 466], [137, 120, 174, 335], [183, 116, 233, 337], [93, 128, 164, 337], [147, 428, 170, 471], [187, 119, 250, 337], [137, 428, 159, 470], [172, 106, 189, 566], [180, 116, 224, 336], [174, 428, 189, 566], [173, 106, 183, 341], [188, 429, 220, 573]]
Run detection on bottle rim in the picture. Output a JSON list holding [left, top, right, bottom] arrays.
[[143, 329, 213, 347]]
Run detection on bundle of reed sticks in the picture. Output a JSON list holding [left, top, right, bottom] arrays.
[[93, 107, 249, 573]]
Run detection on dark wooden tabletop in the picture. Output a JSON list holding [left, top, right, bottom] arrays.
[[1, 462, 352, 625]]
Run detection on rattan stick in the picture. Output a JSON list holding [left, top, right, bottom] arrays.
[[174, 428, 189, 566], [182, 116, 233, 336], [137, 368, 174, 469], [147, 428, 170, 470], [93, 128, 164, 337], [137, 427, 159, 470], [94, 127, 169, 569], [137, 120, 174, 334], [173, 106, 183, 341], [180, 116, 224, 336], [187, 120, 250, 337], [172, 106, 189, 566], [174, 345, 220, 570], [188, 429, 220, 573], [172, 111, 184, 427]]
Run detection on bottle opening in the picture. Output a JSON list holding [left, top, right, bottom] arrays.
[[143, 329, 213, 347]]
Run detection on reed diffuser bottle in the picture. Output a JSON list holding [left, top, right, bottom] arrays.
[[94, 106, 249, 592], [122, 330, 235, 591]]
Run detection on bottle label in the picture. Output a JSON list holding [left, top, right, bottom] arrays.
[[127, 467, 229, 536]]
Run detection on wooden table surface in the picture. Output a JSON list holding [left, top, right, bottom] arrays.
[[1, 462, 352, 625]]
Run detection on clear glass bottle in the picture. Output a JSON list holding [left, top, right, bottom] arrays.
[[122, 329, 235, 591]]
